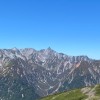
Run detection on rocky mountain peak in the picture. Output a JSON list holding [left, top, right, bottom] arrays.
[[47, 47, 52, 50], [0, 48, 100, 100], [12, 47, 18, 51]]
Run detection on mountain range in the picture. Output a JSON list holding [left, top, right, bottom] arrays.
[[0, 47, 100, 100]]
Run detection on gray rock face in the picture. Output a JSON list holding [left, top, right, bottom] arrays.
[[0, 48, 100, 100]]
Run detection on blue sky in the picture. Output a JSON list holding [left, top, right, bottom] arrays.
[[0, 0, 100, 59]]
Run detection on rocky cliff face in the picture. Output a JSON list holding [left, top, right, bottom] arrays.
[[0, 48, 100, 100]]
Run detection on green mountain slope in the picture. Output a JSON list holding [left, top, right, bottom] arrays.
[[41, 85, 100, 100]]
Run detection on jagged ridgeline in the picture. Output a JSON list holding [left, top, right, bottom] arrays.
[[0, 48, 100, 100]]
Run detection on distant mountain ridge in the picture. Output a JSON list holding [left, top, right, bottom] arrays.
[[0, 48, 100, 100]]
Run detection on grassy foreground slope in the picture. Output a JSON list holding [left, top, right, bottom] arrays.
[[41, 85, 100, 100]]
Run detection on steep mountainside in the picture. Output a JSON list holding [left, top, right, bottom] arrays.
[[41, 84, 100, 100], [0, 48, 100, 100]]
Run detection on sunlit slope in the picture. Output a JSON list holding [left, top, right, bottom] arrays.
[[41, 84, 100, 100]]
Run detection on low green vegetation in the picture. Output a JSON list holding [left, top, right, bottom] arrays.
[[95, 85, 100, 96], [41, 89, 87, 100], [41, 85, 100, 100]]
